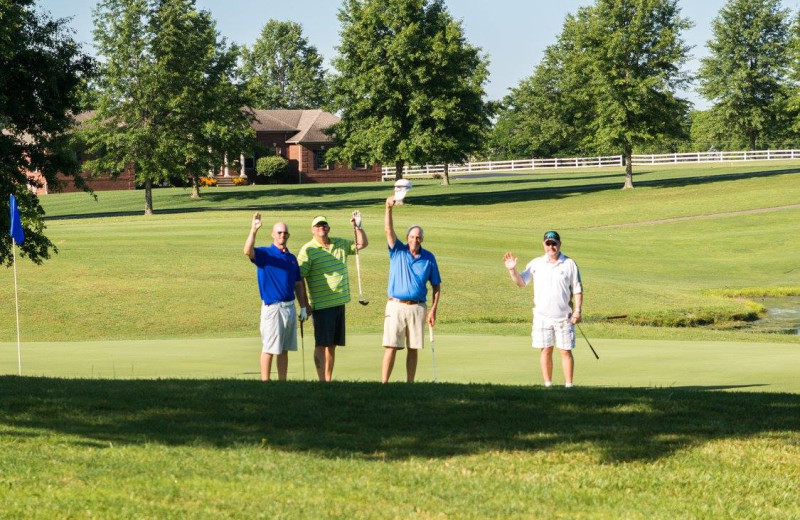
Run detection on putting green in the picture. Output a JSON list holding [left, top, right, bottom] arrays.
[[2, 334, 798, 392]]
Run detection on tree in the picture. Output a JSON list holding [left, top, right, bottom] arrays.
[[698, 0, 791, 151], [490, 0, 691, 188], [1, 0, 94, 266], [329, 0, 491, 181], [240, 20, 331, 109], [579, 0, 692, 188], [82, 0, 253, 214]]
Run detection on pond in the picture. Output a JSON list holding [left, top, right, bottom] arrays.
[[749, 296, 800, 335]]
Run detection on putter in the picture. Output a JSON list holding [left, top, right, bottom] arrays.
[[353, 227, 368, 305], [299, 318, 306, 379], [576, 323, 600, 360], [429, 323, 438, 382]]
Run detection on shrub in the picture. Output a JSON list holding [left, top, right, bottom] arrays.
[[256, 156, 289, 181], [232, 177, 248, 186], [198, 177, 217, 187]]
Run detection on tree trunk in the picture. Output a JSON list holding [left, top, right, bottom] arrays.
[[144, 179, 154, 215], [394, 159, 404, 181], [190, 174, 201, 199], [441, 162, 450, 186], [622, 144, 634, 189], [749, 132, 756, 151]]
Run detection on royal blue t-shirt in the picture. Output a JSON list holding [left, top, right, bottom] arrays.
[[251, 244, 301, 305], [386, 240, 441, 302]]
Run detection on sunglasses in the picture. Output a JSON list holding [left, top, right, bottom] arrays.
[[314, 223, 329, 228], [545, 241, 559, 246]]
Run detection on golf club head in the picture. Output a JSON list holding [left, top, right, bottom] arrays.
[[359, 298, 369, 306]]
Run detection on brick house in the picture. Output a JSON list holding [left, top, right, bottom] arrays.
[[250, 109, 382, 184], [27, 108, 381, 194]]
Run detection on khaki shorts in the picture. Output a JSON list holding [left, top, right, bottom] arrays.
[[532, 315, 575, 351], [260, 301, 298, 355], [382, 299, 426, 350]]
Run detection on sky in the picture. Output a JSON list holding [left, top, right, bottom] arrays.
[[37, 0, 800, 110]]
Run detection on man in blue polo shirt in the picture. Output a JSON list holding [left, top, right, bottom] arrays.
[[244, 213, 309, 381], [382, 196, 442, 383]]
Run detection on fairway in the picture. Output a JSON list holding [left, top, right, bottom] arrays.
[[3, 334, 800, 392], [2, 163, 800, 519]]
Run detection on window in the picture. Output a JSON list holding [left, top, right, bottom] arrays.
[[313, 149, 331, 170], [351, 162, 371, 170]]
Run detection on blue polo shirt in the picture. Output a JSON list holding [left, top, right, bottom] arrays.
[[252, 244, 301, 305], [386, 240, 441, 302]]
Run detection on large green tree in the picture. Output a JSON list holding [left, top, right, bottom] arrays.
[[1, 0, 93, 265], [82, 0, 253, 214], [698, 0, 792, 151], [492, 0, 691, 188], [329, 0, 491, 181], [240, 20, 330, 109]]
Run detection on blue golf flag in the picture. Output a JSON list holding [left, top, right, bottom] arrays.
[[9, 194, 25, 245]]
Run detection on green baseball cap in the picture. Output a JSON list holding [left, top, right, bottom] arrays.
[[543, 230, 561, 242]]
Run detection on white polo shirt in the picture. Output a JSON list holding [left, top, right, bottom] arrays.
[[520, 253, 582, 320]]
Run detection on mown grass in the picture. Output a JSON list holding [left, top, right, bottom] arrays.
[[2, 163, 800, 518], [3, 162, 797, 343], [2, 376, 799, 519]]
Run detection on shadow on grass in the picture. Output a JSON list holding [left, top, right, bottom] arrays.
[[2, 377, 798, 463], [45, 168, 800, 221]]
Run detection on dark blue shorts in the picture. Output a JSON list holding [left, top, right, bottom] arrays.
[[312, 305, 346, 347]]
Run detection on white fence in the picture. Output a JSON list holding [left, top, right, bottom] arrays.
[[381, 149, 800, 180]]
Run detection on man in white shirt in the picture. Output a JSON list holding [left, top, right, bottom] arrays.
[[504, 231, 583, 387]]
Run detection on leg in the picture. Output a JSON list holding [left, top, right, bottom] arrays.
[[560, 349, 574, 386], [540, 346, 554, 385], [406, 348, 418, 382], [314, 346, 326, 381], [382, 347, 397, 383], [261, 352, 273, 382], [323, 345, 336, 382], [276, 351, 288, 381]]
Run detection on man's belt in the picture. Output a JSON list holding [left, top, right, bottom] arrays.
[[389, 298, 422, 305]]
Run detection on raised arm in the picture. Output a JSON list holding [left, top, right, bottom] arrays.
[[351, 210, 369, 250], [244, 212, 261, 260], [384, 196, 397, 249], [504, 252, 526, 288]]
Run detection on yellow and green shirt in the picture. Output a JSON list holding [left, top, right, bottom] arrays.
[[297, 237, 356, 310]]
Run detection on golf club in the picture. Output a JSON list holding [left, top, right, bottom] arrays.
[[299, 318, 306, 379], [576, 323, 600, 360], [429, 323, 438, 382], [353, 226, 368, 305], [605, 314, 627, 320]]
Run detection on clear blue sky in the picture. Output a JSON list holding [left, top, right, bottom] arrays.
[[37, 0, 800, 109]]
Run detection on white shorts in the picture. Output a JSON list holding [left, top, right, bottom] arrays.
[[382, 300, 426, 350], [260, 301, 298, 355], [532, 315, 575, 351]]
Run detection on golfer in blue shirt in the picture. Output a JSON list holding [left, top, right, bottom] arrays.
[[244, 213, 309, 381], [382, 196, 442, 383]]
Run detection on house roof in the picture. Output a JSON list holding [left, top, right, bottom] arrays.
[[252, 109, 338, 144]]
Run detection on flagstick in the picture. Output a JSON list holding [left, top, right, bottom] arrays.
[[12, 239, 21, 376]]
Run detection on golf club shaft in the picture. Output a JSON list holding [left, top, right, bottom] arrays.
[[576, 323, 599, 359], [300, 319, 306, 379], [429, 324, 437, 382], [353, 228, 365, 298]]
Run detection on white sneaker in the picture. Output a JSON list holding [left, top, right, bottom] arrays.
[[544, 381, 552, 387], [565, 383, 574, 388]]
